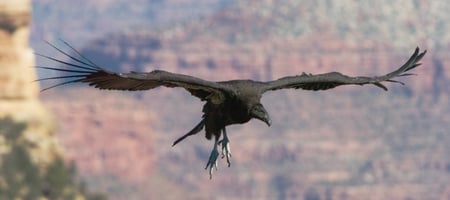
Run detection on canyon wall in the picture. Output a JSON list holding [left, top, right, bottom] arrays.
[[0, 1, 105, 199]]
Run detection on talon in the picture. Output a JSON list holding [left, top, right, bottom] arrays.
[[205, 149, 219, 179], [204, 129, 233, 179], [218, 140, 231, 167], [219, 128, 232, 167], [205, 148, 219, 168], [205, 136, 220, 179]]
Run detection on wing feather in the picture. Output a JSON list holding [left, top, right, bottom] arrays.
[[36, 41, 232, 102], [262, 47, 426, 92]]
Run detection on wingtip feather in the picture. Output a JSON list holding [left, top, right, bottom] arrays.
[[373, 82, 388, 91]]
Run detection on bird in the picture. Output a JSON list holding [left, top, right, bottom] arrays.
[[36, 41, 426, 179]]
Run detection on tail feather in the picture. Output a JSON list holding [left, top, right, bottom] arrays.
[[172, 119, 205, 146]]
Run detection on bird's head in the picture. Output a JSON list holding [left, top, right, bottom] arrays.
[[250, 103, 271, 127]]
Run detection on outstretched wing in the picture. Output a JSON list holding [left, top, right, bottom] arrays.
[[36, 41, 232, 102], [262, 47, 426, 92]]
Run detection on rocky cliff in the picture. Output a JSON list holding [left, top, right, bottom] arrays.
[[0, 0, 57, 173], [0, 1, 105, 199]]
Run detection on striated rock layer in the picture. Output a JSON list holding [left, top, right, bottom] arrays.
[[0, 0, 57, 169], [0, 1, 104, 199]]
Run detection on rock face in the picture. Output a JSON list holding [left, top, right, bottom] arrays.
[[0, 1, 106, 199], [0, 0, 57, 169], [0, 1, 37, 98]]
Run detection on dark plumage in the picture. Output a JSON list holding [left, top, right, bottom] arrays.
[[36, 41, 426, 178]]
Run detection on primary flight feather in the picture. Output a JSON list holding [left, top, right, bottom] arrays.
[[37, 41, 426, 178]]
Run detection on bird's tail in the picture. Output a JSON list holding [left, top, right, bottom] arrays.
[[172, 119, 205, 146]]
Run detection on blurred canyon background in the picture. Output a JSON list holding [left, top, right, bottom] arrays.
[[1, 0, 450, 199]]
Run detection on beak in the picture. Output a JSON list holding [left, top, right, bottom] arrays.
[[256, 112, 272, 127], [251, 104, 272, 127], [263, 115, 272, 127]]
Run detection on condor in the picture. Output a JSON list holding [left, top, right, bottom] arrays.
[[37, 42, 426, 178]]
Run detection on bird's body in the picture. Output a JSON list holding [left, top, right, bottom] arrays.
[[202, 80, 267, 137], [36, 41, 426, 178]]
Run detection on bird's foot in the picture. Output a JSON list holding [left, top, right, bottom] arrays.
[[204, 147, 219, 179], [218, 136, 232, 167]]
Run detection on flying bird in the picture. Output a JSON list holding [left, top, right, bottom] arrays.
[[36, 41, 426, 178]]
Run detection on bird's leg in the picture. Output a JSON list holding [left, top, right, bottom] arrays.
[[218, 128, 232, 167], [205, 135, 219, 179]]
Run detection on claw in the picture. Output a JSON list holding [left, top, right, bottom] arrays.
[[203, 129, 233, 178], [205, 148, 219, 179], [218, 128, 232, 167], [205, 136, 220, 179]]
